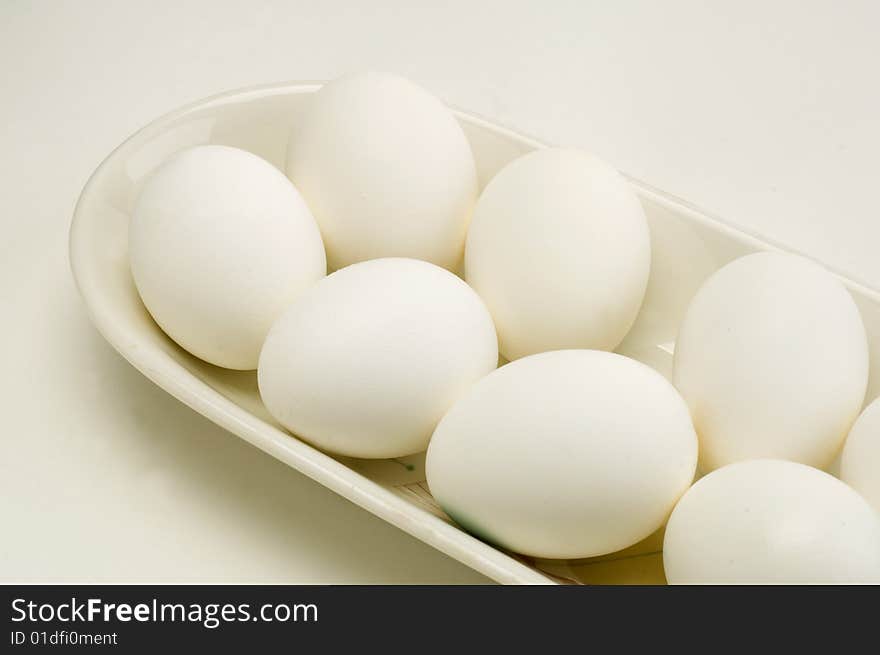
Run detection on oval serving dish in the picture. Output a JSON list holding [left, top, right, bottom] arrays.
[[69, 82, 880, 585]]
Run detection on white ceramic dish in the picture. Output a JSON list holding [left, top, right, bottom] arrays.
[[69, 82, 880, 585]]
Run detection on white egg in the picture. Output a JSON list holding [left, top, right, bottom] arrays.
[[426, 350, 698, 559], [286, 72, 478, 272], [673, 252, 868, 471], [841, 397, 880, 513], [464, 148, 651, 361], [130, 145, 326, 370], [258, 258, 497, 459], [664, 459, 880, 583]]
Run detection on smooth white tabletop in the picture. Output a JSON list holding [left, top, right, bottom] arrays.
[[2, 1, 878, 583]]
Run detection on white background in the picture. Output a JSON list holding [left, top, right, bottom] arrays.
[[2, 0, 878, 582]]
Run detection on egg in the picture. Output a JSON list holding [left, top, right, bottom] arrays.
[[286, 72, 478, 272], [426, 350, 698, 559], [129, 145, 326, 370], [841, 397, 880, 513], [664, 459, 880, 583], [258, 258, 497, 458], [672, 251, 868, 471], [464, 148, 651, 361]]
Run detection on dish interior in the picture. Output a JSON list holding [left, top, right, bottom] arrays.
[[70, 83, 880, 584]]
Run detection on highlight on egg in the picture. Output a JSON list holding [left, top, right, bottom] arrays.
[[426, 349, 698, 559], [465, 148, 651, 361], [286, 71, 478, 272], [672, 251, 869, 472], [129, 145, 326, 370], [257, 257, 498, 459]]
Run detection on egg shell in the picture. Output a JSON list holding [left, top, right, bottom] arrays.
[[464, 148, 651, 361], [672, 251, 868, 471], [841, 397, 880, 513], [130, 145, 326, 370], [286, 72, 478, 272], [664, 459, 880, 583], [257, 258, 498, 459], [426, 350, 698, 559]]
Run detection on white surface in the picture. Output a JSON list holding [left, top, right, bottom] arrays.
[[2, 0, 879, 583]]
